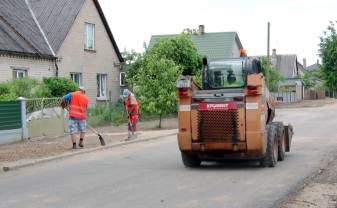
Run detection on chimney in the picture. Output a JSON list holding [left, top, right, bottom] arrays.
[[317, 59, 320, 65], [199, 25, 205, 35], [303, 58, 307, 68], [272, 49, 276, 56]]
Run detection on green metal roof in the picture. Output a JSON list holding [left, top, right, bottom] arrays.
[[148, 32, 243, 60]]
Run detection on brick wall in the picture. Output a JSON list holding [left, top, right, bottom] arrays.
[[0, 56, 55, 82], [56, 0, 121, 106]]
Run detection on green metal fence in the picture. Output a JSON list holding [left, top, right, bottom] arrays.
[[0, 101, 21, 131]]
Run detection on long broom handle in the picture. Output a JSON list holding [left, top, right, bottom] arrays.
[[86, 123, 100, 135]]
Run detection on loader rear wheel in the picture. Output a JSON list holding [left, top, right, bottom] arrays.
[[273, 122, 286, 161], [181, 152, 201, 168], [260, 125, 278, 167]]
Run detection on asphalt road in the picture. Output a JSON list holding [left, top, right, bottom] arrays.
[[0, 103, 337, 208]]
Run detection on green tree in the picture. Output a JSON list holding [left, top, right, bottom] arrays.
[[135, 55, 180, 128], [122, 49, 144, 89], [128, 35, 203, 127], [260, 57, 285, 92], [319, 21, 337, 97], [148, 34, 202, 75], [301, 71, 315, 89], [121, 49, 143, 65]]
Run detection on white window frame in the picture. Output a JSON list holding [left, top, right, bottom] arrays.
[[70, 72, 83, 86], [85, 23, 95, 50], [13, 69, 28, 79], [120, 72, 126, 86], [97, 74, 107, 100]]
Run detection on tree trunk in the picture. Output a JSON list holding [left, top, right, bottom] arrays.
[[159, 114, 162, 129]]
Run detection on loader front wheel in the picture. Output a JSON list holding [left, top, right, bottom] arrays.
[[181, 152, 201, 168], [260, 125, 278, 167]]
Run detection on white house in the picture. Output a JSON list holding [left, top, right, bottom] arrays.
[[0, 0, 124, 105]]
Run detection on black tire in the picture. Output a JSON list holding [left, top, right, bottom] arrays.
[[181, 152, 201, 167], [260, 125, 278, 167], [273, 122, 286, 161]]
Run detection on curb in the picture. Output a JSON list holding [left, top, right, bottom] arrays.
[[1, 131, 177, 173]]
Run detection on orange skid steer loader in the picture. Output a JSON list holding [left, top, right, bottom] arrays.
[[176, 54, 293, 167]]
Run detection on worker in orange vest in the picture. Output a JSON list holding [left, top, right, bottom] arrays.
[[122, 89, 139, 139], [61, 86, 90, 149]]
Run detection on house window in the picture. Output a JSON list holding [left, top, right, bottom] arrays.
[[97, 74, 107, 99], [70, 72, 82, 86], [85, 23, 95, 50], [120, 72, 126, 86], [13, 69, 27, 79]]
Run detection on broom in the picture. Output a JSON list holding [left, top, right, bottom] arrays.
[[64, 107, 106, 146], [86, 124, 106, 146]]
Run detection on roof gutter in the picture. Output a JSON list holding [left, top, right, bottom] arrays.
[[0, 50, 56, 60]]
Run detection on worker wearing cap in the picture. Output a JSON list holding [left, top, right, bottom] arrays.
[[61, 86, 90, 149], [122, 89, 139, 139]]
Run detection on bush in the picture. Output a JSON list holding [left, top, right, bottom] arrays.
[[0, 76, 79, 101], [43, 77, 78, 97], [34, 83, 52, 98], [10, 78, 37, 98], [111, 109, 128, 126], [87, 107, 112, 126], [87, 106, 128, 127], [0, 77, 78, 101], [0, 83, 10, 96], [0, 93, 17, 101]]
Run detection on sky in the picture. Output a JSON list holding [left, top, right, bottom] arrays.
[[99, 0, 337, 66]]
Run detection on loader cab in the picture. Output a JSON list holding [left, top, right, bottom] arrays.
[[202, 57, 262, 90]]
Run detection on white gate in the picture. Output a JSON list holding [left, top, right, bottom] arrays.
[[272, 92, 298, 103]]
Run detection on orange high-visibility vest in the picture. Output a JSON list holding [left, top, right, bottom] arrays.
[[68, 91, 90, 120], [125, 94, 139, 116]]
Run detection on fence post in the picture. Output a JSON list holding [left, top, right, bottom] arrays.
[[41, 98, 44, 119], [17, 97, 28, 140]]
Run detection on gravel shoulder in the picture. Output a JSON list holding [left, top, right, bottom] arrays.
[[281, 153, 337, 208], [0, 117, 178, 164]]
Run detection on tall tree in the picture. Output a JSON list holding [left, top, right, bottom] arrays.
[[260, 57, 284, 92], [148, 34, 202, 76], [135, 55, 180, 128], [319, 21, 337, 97], [130, 35, 202, 127], [121, 49, 144, 90]]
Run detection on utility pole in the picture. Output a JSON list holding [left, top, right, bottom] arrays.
[[266, 22, 270, 88]]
